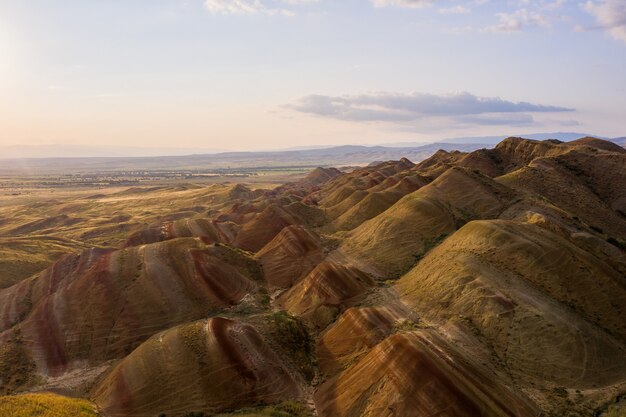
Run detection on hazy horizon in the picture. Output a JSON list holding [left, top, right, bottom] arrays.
[[0, 131, 619, 159], [1, 1, 625, 151]]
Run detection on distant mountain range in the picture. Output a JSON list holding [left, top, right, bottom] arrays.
[[0, 132, 623, 174], [0, 143, 486, 174], [612, 137, 626, 147], [1, 132, 621, 160]]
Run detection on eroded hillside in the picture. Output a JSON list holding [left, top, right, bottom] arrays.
[[1, 137, 625, 417]]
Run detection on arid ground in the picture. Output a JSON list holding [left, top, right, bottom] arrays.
[[1, 137, 625, 417]]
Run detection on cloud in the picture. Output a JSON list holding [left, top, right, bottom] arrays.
[[203, 0, 316, 15], [583, 0, 626, 43], [205, 0, 264, 14], [484, 8, 550, 32], [286, 91, 574, 126], [371, 0, 435, 9]]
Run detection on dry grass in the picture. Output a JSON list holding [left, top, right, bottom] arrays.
[[0, 393, 100, 417]]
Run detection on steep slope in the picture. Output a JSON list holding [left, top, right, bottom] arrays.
[[316, 159, 416, 211], [316, 306, 407, 375], [255, 226, 325, 289], [328, 190, 407, 232], [280, 261, 374, 328], [341, 166, 515, 276], [92, 318, 302, 417], [396, 220, 626, 413], [567, 137, 626, 153], [413, 149, 468, 177], [299, 167, 342, 187], [499, 151, 626, 238], [0, 238, 260, 391], [233, 205, 298, 252], [124, 217, 237, 247], [315, 330, 539, 417], [414, 136, 619, 180]]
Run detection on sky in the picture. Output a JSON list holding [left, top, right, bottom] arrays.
[[1, 0, 625, 152]]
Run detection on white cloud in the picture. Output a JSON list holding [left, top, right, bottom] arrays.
[[485, 8, 550, 32], [371, 0, 435, 9], [203, 0, 316, 15], [583, 0, 626, 43], [205, 0, 263, 14]]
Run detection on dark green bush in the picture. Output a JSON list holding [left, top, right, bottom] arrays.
[[269, 312, 316, 381]]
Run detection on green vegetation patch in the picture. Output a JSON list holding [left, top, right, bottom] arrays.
[[0, 331, 38, 395], [268, 312, 316, 382]]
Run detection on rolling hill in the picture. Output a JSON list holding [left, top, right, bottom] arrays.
[[0, 136, 625, 417]]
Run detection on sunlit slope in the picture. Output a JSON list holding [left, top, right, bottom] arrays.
[[340, 166, 515, 276], [0, 393, 100, 417], [396, 220, 626, 400], [0, 184, 259, 248], [0, 236, 91, 289]]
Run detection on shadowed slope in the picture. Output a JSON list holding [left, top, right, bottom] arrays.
[[255, 226, 325, 289], [315, 331, 539, 417], [317, 159, 416, 209], [92, 317, 302, 417], [0, 238, 258, 387], [499, 151, 626, 238], [316, 306, 406, 375], [125, 217, 237, 247], [414, 137, 624, 180], [413, 149, 468, 178], [328, 190, 409, 232], [300, 167, 342, 187], [313, 160, 427, 233], [566, 137, 626, 153], [233, 205, 298, 252], [280, 261, 374, 328]]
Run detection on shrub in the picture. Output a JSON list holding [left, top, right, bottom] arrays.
[[269, 312, 316, 381]]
